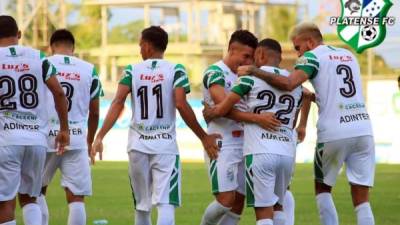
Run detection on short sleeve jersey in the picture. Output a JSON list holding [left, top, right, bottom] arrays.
[[0, 45, 56, 147], [119, 59, 190, 154], [231, 66, 302, 157], [295, 45, 373, 142], [46, 55, 103, 151], [202, 60, 245, 149]]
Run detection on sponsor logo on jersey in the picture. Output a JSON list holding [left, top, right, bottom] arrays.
[[3, 123, 39, 130], [140, 73, 164, 83], [329, 55, 353, 62], [339, 102, 366, 110], [340, 113, 370, 123], [261, 132, 291, 142], [58, 71, 81, 81], [3, 111, 37, 121], [1, 63, 30, 72], [48, 128, 83, 136], [330, 0, 395, 53], [139, 133, 172, 140], [133, 123, 171, 132]]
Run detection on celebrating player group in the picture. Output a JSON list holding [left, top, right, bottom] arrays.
[[0, 14, 375, 225]]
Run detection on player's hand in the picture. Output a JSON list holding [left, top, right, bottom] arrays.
[[88, 144, 96, 165], [92, 137, 104, 161], [255, 113, 281, 131], [296, 126, 306, 143], [55, 130, 70, 155], [202, 102, 217, 124], [201, 133, 222, 160], [237, 65, 256, 76]]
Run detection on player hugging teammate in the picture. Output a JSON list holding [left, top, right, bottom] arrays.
[[0, 13, 375, 225]]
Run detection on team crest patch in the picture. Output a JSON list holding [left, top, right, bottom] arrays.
[[330, 0, 395, 53], [296, 56, 308, 65]]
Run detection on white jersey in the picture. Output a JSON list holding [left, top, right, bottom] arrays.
[[295, 45, 373, 142], [46, 55, 102, 151], [231, 66, 302, 157], [202, 61, 245, 148], [120, 59, 190, 154], [0, 45, 56, 147]]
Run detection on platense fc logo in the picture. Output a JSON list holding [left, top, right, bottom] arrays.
[[330, 0, 395, 53]]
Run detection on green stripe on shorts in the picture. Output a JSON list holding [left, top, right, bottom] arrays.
[[128, 175, 137, 209], [209, 159, 219, 194], [169, 155, 180, 206], [245, 155, 255, 207], [314, 143, 324, 183]]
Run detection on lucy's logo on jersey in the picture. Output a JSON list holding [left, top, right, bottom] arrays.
[[1, 63, 30, 72], [330, 0, 395, 53], [329, 55, 353, 62], [140, 74, 164, 83], [58, 72, 80, 81]]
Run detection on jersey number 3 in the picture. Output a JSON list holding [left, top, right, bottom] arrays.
[[337, 64, 356, 98]]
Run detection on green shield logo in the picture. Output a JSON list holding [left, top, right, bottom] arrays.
[[337, 0, 393, 53]]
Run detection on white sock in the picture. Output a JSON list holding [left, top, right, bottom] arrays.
[[256, 219, 273, 225], [219, 211, 240, 225], [37, 195, 49, 225], [0, 220, 17, 225], [283, 190, 295, 225], [355, 202, 374, 225], [135, 210, 151, 225], [156, 204, 175, 225], [316, 193, 339, 225], [67, 202, 86, 225], [273, 211, 286, 225], [22, 203, 42, 225], [200, 200, 231, 225]]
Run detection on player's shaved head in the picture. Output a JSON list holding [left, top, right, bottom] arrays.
[[50, 29, 75, 47], [255, 38, 282, 67], [290, 22, 323, 42], [258, 38, 282, 54], [228, 30, 258, 50], [141, 26, 168, 52], [0, 15, 19, 39]]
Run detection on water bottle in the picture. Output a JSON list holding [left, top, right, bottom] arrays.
[[93, 219, 108, 225]]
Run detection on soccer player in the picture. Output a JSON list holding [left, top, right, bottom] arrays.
[[92, 26, 220, 225], [35, 29, 102, 225], [0, 15, 69, 225], [238, 22, 376, 225], [203, 38, 303, 225], [200, 31, 281, 225]]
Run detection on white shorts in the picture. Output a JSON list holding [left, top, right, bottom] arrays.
[[0, 145, 46, 201], [42, 150, 92, 196], [245, 153, 294, 207], [204, 147, 245, 195], [128, 150, 181, 212], [314, 135, 375, 187]]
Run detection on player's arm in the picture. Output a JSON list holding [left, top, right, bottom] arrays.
[[296, 87, 313, 143], [206, 76, 281, 131], [237, 52, 319, 92], [174, 64, 221, 159], [87, 72, 103, 164], [43, 59, 69, 154], [92, 66, 132, 159]]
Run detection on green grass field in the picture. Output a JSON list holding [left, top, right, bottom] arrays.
[[16, 162, 400, 225]]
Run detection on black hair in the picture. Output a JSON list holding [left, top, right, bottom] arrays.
[[50, 29, 75, 46], [141, 26, 168, 52], [258, 38, 282, 54], [228, 30, 258, 49], [0, 15, 18, 38]]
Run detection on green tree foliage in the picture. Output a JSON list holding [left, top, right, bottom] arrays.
[[69, 5, 104, 49], [265, 6, 297, 42], [109, 20, 144, 44]]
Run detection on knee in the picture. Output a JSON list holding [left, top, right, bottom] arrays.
[[65, 188, 84, 204], [315, 181, 332, 195], [216, 192, 236, 208], [0, 200, 16, 222], [18, 194, 36, 208]]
